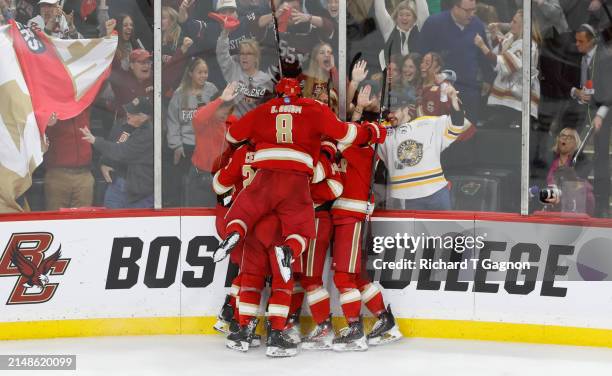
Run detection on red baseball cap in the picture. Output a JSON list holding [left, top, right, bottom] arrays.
[[129, 49, 151, 63]]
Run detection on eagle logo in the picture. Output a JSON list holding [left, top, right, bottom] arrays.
[[11, 246, 62, 288]]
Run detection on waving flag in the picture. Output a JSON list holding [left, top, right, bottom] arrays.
[[0, 21, 117, 212]]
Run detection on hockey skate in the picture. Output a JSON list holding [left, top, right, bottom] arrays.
[[367, 305, 403, 346], [274, 245, 293, 283], [332, 318, 368, 352], [266, 329, 298, 357], [213, 295, 234, 334], [284, 312, 302, 344], [213, 232, 241, 263], [302, 316, 334, 350], [226, 318, 258, 352]]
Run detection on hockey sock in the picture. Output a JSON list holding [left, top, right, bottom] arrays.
[[268, 277, 294, 331], [333, 272, 362, 323], [289, 280, 305, 317], [283, 235, 307, 257], [230, 274, 242, 321], [357, 280, 386, 317], [225, 219, 247, 239], [302, 276, 330, 324], [238, 273, 264, 327]]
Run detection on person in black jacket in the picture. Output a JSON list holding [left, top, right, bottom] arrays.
[[80, 96, 154, 209]]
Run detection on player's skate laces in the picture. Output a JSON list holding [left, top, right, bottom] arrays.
[[274, 245, 293, 283], [266, 329, 298, 357], [332, 317, 368, 352], [283, 312, 302, 344], [226, 318, 258, 352], [213, 232, 241, 263], [213, 295, 234, 334], [302, 315, 334, 350], [367, 305, 402, 346]]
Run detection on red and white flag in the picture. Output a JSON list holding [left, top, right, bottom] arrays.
[[0, 21, 117, 212]]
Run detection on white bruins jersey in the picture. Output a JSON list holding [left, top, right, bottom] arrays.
[[377, 115, 467, 200]]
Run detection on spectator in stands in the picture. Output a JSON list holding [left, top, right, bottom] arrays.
[[178, 0, 262, 88], [417, 51, 451, 117], [43, 109, 94, 211], [166, 57, 219, 206], [216, 28, 272, 117], [80, 96, 154, 209], [28, 0, 81, 39], [544, 127, 594, 215], [189, 82, 239, 207], [418, 0, 495, 123], [63, 0, 110, 38], [374, 0, 429, 58], [255, 0, 334, 75], [107, 0, 153, 51], [109, 48, 153, 121], [399, 52, 422, 100], [532, 0, 569, 169], [161, 6, 193, 99], [111, 14, 144, 72], [15, 0, 36, 24], [474, 9, 541, 127], [302, 42, 338, 111], [565, 24, 612, 217]]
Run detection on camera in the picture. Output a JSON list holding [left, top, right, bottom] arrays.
[[539, 186, 562, 202], [529, 185, 562, 203]]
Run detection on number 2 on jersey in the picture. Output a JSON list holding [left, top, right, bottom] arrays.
[[275, 114, 293, 144]]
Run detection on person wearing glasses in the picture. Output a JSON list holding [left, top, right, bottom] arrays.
[[216, 26, 272, 117], [543, 128, 594, 215], [417, 0, 495, 124]]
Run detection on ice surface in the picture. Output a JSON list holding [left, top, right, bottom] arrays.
[[0, 335, 611, 376]]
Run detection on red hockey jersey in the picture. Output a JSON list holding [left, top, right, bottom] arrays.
[[311, 152, 343, 208], [418, 85, 452, 117], [331, 145, 376, 220], [212, 144, 256, 203], [226, 96, 371, 174]]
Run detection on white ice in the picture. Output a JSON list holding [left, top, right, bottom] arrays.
[[0, 335, 611, 376]]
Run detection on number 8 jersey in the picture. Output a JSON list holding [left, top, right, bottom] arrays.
[[226, 97, 371, 175]]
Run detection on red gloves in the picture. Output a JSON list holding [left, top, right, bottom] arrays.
[[364, 122, 387, 144], [208, 12, 241, 32]]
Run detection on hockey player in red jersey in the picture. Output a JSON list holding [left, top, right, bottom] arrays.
[[211, 143, 257, 342], [212, 77, 386, 284], [213, 142, 302, 357], [328, 84, 403, 351], [297, 141, 344, 350]]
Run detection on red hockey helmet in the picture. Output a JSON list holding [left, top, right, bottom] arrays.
[[275, 77, 301, 97]]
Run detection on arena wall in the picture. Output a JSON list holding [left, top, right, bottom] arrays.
[[0, 209, 611, 347]]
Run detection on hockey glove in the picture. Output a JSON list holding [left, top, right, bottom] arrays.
[[364, 121, 387, 144]]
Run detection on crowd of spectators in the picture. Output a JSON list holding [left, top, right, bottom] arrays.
[[2, 0, 611, 218]]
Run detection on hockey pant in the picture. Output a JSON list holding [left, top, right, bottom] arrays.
[[332, 217, 386, 321], [224, 169, 315, 258], [299, 211, 333, 324], [238, 213, 295, 331]]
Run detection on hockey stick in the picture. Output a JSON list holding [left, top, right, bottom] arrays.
[[572, 124, 596, 166], [359, 41, 393, 280], [269, 0, 285, 80]]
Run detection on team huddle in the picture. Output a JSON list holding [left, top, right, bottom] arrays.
[[204, 76, 466, 358]]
